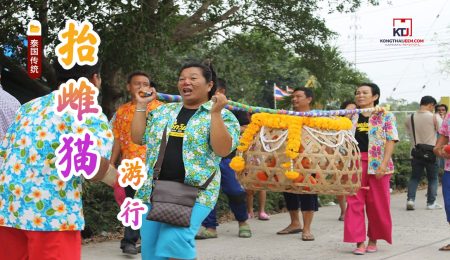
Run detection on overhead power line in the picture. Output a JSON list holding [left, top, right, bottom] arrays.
[[338, 40, 450, 54], [356, 54, 445, 64], [391, 0, 449, 97], [356, 50, 450, 61]]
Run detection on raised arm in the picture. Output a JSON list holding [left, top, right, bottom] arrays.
[[131, 91, 156, 144], [209, 93, 233, 157]]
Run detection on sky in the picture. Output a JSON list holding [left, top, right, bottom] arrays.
[[320, 0, 450, 103]]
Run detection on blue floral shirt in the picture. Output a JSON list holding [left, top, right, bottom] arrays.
[[135, 101, 240, 209], [0, 92, 113, 231]]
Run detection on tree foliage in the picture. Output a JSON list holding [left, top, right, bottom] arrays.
[[297, 45, 369, 108], [1, 0, 378, 115], [210, 30, 310, 108]]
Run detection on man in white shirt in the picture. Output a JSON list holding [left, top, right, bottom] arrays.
[[405, 96, 442, 210]]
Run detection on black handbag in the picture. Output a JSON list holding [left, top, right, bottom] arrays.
[[146, 128, 215, 227], [410, 114, 436, 163]]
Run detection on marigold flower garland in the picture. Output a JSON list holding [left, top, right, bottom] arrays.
[[230, 113, 353, 180]]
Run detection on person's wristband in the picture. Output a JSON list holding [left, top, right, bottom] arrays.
[[136, 108, 146, 112]]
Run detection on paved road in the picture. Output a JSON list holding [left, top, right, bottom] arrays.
[[82, 188, 450, 259]]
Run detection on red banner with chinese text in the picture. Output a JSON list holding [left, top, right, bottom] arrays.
[[27, 35, 42, 79]]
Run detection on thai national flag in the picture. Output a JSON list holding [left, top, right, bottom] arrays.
[[274, 84, 290, 101], [286, 86, 294, 93]]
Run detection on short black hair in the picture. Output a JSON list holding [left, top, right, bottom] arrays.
[[127, 71, 150, 84], [436, 104, 448, 113], [179, 61, 217, 100], [53, 61, 101, 84], [293, 86, 314, 100], [420, 96, 437, 106], [150, 80, 158, 89], [216, 78, 226, 90], [356, 83, 380, 106], [340, 100, 356, 109]]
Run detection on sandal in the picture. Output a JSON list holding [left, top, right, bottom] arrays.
[[366, 245, 377, 253], [238, 224, 252, 238], [276, 226, 302, 235], [352, 247, 366, 255], [258, 212, 270, 221], [439, 244, 450, 251], [301, 233, 315, 241], [195, 228, 218, 239]]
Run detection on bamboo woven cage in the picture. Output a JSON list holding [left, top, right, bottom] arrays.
[[233, 113, 362, 195]]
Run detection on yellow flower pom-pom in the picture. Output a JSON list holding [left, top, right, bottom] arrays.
[[281, 162, 291, 169], [229, 156, 246, 172], [284, 171, 300, 180]]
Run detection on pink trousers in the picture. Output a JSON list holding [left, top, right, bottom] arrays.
[[343, 152, 392, 244]]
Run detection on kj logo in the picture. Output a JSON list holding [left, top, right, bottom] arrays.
[[393, 18, 412, 37]]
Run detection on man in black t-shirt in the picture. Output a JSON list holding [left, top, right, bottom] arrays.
[[159, 107, 198, 182], [196, 79, 252, 239]]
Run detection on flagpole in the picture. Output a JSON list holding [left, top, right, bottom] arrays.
[[273, 83, 277, 109]]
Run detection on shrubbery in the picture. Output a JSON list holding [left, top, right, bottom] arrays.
[[82, 182, 121, 238], [392, 140, 413, 190]]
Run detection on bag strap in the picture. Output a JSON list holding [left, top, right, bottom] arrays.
[[153, 126, 215, 189], [199, 172, 215, 190], [153, 127, 168, 180], [411, 114, 417, 146]]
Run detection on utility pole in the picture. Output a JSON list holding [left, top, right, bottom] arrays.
[[349, 13, 361, 70]]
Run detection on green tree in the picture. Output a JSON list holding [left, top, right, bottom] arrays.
[[210, 30, 309, 108], [0, 0, 379, 115], [296, 45, 369, 108], [208, 31, 370, 109]]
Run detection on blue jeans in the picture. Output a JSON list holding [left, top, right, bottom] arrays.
[[438, 158, 445, 172], [202, 158, 248, 228], [407, 158, 439, 204], [120, 227, 140, 248], [443, 171, 450, 222]]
